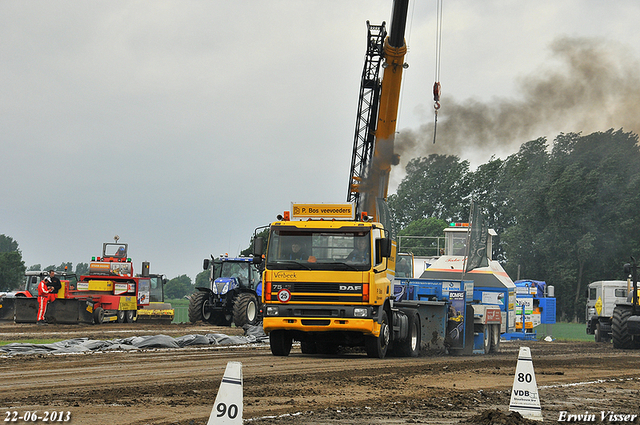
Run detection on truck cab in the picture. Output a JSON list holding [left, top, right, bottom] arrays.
[[256, 203, 394, 358], [586, 280, 629, 342]]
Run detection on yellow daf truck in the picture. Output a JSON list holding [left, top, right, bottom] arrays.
[[255, 203, 396, 358]]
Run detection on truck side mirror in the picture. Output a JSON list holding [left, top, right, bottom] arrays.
[[203, 258, 210, 271], [379, 238, 392, 258], [253, 237, 264, 264]]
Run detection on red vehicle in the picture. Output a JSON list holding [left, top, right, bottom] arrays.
[[1, 241, 173, 324], [71, 241, 143, 324]]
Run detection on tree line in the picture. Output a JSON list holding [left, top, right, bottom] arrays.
[[389, 129, 640, 321]]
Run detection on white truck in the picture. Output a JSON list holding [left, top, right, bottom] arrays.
[[586, 280, 629, 342]]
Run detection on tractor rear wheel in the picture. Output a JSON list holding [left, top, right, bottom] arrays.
[[233, 293, 259, 327], [116, 310, 125, 323]]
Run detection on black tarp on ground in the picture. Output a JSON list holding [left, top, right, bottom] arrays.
[[0, 325, 268, 356]]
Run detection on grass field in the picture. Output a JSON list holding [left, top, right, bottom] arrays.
[[0, 339, 60, 346], [167, 298, 190, 323], [530, 322, 592, 342]]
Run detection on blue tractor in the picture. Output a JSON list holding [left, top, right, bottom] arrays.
[[188, 255, 262, 327]]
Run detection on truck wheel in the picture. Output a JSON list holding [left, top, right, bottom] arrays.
[[612, 305, 635, 349], [397, 311, 421, 357], [188, 292, 207, 323], [482, 325, 493, 354], [116, 310, 125, 323], [595, 322, 603, 342], [270, 330, 292, 356], [300, 341, 317, 355], [233, 293, 259, 327], [365, 310, 390, 359], [490, 324, 500, 353], [316, 342, 339, 355], [125, 310, 135, 323], [93, 307, 105, 324]]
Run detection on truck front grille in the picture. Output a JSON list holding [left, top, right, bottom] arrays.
[[269, 282, 364, 303]]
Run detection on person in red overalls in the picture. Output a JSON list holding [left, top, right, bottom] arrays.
[[37, 277, 53, 325]]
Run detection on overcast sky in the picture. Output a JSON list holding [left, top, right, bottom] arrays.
[[2, 1, 640, 281]]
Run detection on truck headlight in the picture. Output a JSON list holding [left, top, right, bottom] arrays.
[[354, 308, 368, 317], [266, 306, 279, 316]]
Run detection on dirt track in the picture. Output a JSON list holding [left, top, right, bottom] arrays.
[[1, 323, 639, 425]]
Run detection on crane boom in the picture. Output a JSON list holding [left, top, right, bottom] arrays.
[[348, 0, 409, 224], [346, 21, 387, 210]]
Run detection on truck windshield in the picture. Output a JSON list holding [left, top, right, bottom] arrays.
[[396, 253, 413, 278], [266, 227, 371, 271], [446, 232, 467, 256]]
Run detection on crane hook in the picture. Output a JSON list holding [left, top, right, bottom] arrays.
[[433, 81, 441, 103], [432, 81, 441, 143]]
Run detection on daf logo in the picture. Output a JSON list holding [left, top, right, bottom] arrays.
[[339, 285, 362, 292]]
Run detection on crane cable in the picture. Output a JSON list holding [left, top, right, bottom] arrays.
[[433, 0, 443, 144]]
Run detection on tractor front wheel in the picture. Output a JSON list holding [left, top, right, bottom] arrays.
[[188, 292, 208, 323], [233, 293, 260, 327]]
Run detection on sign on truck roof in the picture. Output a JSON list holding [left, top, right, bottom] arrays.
[[290, 203, 355, 220]]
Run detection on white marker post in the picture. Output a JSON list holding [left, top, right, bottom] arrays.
[[509, 346, 543, 421], [207, 361, 243, 424]]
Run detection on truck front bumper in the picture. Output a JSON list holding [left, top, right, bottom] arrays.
[[262, 304, 382, 337]]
